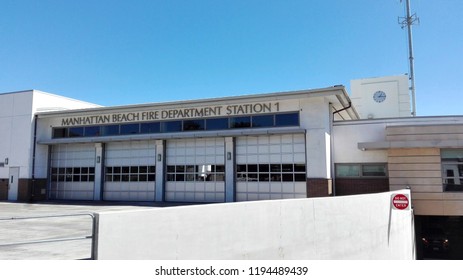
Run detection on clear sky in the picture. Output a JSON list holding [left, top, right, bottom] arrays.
[[1, 0, 461, 116]]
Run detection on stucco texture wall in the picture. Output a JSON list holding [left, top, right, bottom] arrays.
[[94, 190, 414, 260]]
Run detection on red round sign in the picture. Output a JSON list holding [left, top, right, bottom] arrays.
[[392, 194, 409, 210]]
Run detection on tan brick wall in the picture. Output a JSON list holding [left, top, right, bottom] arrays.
[[387, 148, 457, 215], [386, 124, 463, 141], [385, 123, 463, 216]]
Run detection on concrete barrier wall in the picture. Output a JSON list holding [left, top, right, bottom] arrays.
[[94, 190, 415, 259]]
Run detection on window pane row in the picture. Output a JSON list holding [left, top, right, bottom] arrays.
[[50, 166, 95, 182], [167, 165, 225, 182], [106, 166, 156, 174], [52, 112, 299, 138], [51, 167, 95, 174], [335, 164, 387, 177], [236, 164, 306, 182], [105, 165, 155, 182]]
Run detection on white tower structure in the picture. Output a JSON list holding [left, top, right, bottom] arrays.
[[350, 75, 411, 119]]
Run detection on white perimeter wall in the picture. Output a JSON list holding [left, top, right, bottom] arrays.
[[95, 190, 414, 260]]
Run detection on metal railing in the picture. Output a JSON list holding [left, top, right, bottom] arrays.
[[0, 213, 96, 260]]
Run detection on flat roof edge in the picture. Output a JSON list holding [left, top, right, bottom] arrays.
[[35, 86, 347, 117]]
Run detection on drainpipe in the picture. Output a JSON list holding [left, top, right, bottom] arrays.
[[332, 101, 352, 117], [329, 104, 335, 196], [30, 115, 38, 202], [331, 102, 352, 196]]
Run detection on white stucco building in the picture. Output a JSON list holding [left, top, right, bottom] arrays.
[[0, 90, 99, 201]]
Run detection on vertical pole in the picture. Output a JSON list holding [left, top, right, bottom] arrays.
[[405, 0, 417, 116]]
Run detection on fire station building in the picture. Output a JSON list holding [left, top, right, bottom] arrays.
[[1, 75, 463, 218]]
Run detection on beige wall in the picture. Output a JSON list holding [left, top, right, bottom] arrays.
[[386, 124, 463, 216], [388, 148, 446, 215]]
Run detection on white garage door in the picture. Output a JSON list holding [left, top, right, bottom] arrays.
[[49, 144, 96, 200], [236, 134, 307, 201], [104, 140, 156, 201], [166, 138, 225, 202]]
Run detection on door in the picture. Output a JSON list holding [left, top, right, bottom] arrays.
[[235, 134, 307, 201], [165, 138, 225, 203], [8, 167, 20, 201], [49, 144, 96, 200], [104, 140, 156, 201]]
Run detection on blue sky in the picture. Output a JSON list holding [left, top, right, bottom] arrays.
[[1, 0, 462, 116]]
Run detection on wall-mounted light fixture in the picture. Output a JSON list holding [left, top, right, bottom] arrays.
[[4, 158, 8, 165], [96, 156, 101, 163], [227, 152, 232, 160], [157, 154, 162, 162]]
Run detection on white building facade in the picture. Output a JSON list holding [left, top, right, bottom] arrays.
[[1, 86, 463, 218], [0, 90, 99, 201], [22, 87, 356, 203]]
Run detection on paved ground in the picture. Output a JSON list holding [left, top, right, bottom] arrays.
[[0, 201, 181, 260]]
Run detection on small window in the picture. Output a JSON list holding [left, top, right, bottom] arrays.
[[84, 126, 100, 137], [252, 115, 274, 128], [101, 125, 120, 136], [141, 122, 160, 134], [52, 128, 67, 138], [206, 118, 229, 130], [336, 165, 360, 177], [68, 127, 84, 137], [183, 119, 205, 131], [230, 116, 251, 128], [441, 149, 463, 192], [275, 113, 299, 126], [120, 123, 140, 135], [335, 163, 387, 177], [362, 164, 387, 177], [161, 121, 182, 132]]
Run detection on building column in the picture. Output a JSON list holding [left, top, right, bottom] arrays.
[[155, 140, 165, 202], [225, 137, 235, 202], [94, 143, 104, 201]]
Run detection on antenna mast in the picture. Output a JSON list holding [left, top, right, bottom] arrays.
[[399, 0, 419, 116]]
